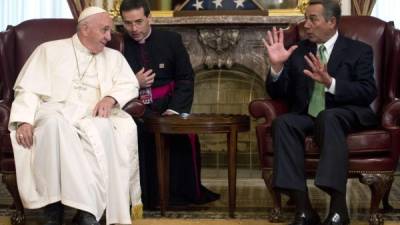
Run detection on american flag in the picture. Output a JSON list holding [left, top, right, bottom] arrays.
[[181, 0, 262, 11]]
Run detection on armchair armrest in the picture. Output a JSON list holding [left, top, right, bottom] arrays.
[[0, 101, 10, 134], [123, 98, 145, 118], [248, 98, 288, 126], [381, 99, 400, 130]]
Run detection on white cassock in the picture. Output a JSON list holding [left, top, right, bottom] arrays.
[[8, 34, 141, 225]]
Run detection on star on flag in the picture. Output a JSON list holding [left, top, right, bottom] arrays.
[[212, 0, 223, 9], [192, 0, 204, 10], [234, 0, 245, 8]]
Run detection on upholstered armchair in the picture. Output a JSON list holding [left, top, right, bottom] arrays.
[[249, 16, 400, 225], [0, 18, 144, 224]]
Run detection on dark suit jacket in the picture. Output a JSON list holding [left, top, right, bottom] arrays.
[[124, 29, 195, 114], [266, 35, 377, 127]]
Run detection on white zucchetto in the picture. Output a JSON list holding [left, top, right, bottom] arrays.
[[78, 6, 107, 23]]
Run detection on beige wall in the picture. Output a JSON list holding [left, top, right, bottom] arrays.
[[341, 0, 351, 15]]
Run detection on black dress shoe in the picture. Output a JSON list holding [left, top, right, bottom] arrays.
[[72, 210, 100, 225], [44, 202, 64, 225], [322, 213, 350, 225], [289, 210, 321, 225]]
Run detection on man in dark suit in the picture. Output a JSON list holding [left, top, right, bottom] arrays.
[[263, 0, 377, 225], [120, 0, 219, 209]]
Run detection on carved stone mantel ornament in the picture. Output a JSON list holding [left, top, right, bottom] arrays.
[[198, 28, 240, 69]]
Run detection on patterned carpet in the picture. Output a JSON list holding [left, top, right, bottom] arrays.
[[2, 217, 400, 225], [0, 171, 399, 224]]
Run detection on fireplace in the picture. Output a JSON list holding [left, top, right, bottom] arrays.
[[137, 15, 303, 169]]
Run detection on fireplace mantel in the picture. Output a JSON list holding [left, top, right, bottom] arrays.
[[150, 15, 304, 26]]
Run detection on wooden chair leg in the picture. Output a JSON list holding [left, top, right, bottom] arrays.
[[359, 173, 393, 225], [381, 178, 394, 212], [263, 169, 282, 223], [2, 173, 25, 225]]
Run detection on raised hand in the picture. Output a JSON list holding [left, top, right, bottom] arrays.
[[303, 52, 332, 87], [262, 27, 298, 72]]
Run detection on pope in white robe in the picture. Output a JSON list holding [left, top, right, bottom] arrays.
[[8, 7, 141, 225]]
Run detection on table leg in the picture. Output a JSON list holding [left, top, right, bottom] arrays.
[[154, 132, 168, 216], [227, 129, 238, 218], [164, 135, 170, 211]]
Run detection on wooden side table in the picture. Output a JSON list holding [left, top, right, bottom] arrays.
[[144, 113, 250, 217]]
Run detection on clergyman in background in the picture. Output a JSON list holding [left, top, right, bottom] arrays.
[[120, 0, 220, 209]]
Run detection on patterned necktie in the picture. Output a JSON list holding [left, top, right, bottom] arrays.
[[308, 45, 327, 117]]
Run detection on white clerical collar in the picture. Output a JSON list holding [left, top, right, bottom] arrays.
[[72, 34, 93, 55], [317, 31, 338, 58], [138, 28, 152, 44]]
